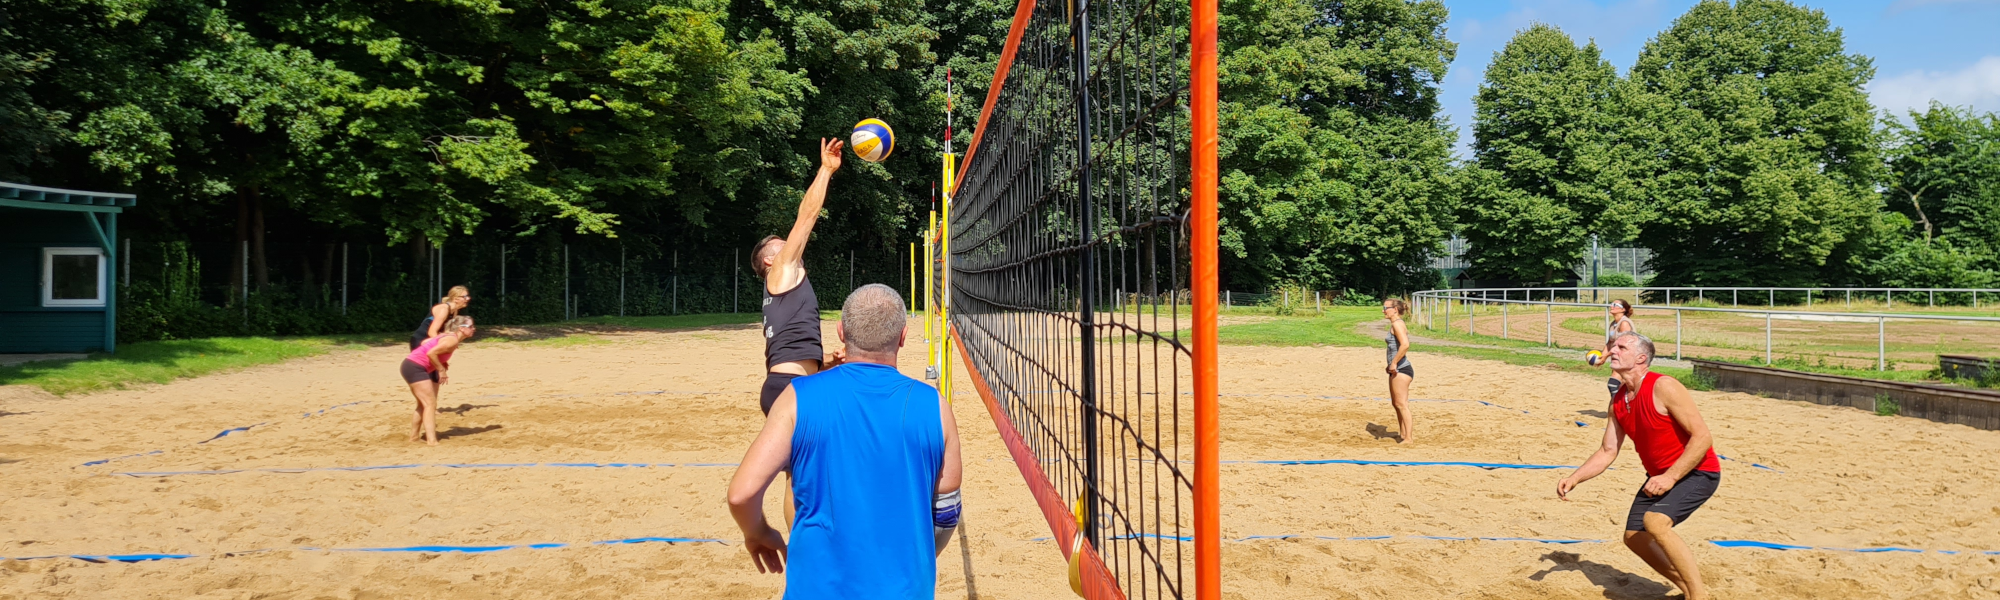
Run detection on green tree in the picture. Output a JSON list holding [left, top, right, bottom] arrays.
[[1622, 0, 1879, 286], [1462, 24, 1636, 284], [1217, 0, 1460, 293], [1881, 103, 2000, 269]]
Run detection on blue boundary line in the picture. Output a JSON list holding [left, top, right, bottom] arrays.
[[1229, 458, 1572, 470], [115, 462, 741, 477], [1025, 534, 1999, 555], [7, 537, 727, 563]]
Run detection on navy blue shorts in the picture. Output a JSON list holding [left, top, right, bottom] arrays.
[[1627, 470, 1719, 531], [760, 372, 801, 415]]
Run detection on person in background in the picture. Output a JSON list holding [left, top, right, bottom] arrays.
[[400, 315, 475, 446], [1382, 298, 1416, 444], [411, 286, 471, 350]]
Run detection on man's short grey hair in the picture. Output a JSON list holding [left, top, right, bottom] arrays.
[[1611, 331, 1655, 366], [841, 284, 908, 353]]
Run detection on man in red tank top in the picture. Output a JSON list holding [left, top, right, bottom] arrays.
[[1556, 332, 1719, 600]]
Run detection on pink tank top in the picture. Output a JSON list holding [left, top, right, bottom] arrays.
[[406, 334, 456, 371]]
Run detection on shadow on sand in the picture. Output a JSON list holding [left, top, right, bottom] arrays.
[[1528, 550, 1674, 599], [437, 424, 503, 440]]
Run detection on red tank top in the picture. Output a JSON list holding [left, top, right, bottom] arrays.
[[1613, 372, 1720, 477]]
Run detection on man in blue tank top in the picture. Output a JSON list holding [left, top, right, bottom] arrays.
[[728, 284, 964, 599]]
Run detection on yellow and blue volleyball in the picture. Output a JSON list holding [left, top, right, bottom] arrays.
[[1586, 350, 1606, 366], [850, 118, 895, 163]]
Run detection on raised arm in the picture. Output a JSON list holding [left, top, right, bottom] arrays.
[[1558, 403, 1624, 500], [1643, 377, 1713, 495], [728, 386, 798, 574], [771, 139, 844, 284]]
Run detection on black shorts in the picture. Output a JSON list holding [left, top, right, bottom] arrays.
[[1607, 376, 1623, 398], [1627, 470, 1719, 531], [760, 372, 801, 415], [1395, 363, 1415, 378], [400, 359, 439, 385]]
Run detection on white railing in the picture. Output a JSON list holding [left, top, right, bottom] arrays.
[[1411, 287, 2000, 371]]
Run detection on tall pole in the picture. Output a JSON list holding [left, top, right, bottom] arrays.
[[619, 245, 626, 317], [1191, 0, 1222, 592], [564, 244, 570, 320], [672, 250, 679, 315], [734, 249, 740, 313], [1071, 0, 1100, 550], [499, 244, 506, 310], [341, 242, 349, 315], [122, 238, 130, 287], [1590, 235, 1600, 302]]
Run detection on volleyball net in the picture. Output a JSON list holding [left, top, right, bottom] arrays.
[[943, 0, 1218, 598]]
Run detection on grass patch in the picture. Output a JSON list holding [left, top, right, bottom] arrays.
[[1210, 308, 1697, 384], [1214, 307, 1380, 346], [504, 335, 613, 348], [570, 313, 761, 330], [1874, 394, 1901, 416], [0, 335, 388, 396]]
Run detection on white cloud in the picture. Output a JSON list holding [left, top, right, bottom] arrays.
[[1868, 56, 2000, 116]]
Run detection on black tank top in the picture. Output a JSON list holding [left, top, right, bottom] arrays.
[[409, 304, 448, 349], [762, 274, 823, 368]]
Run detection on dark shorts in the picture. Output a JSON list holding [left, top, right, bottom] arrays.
[[760, 372, 801, 415], [1627, 470, 1720, 531], [1395, 363, 1415, 378], [400, 359, 439, 385], [409, 334, 426, 351], [1607, 376, 1623, 398]]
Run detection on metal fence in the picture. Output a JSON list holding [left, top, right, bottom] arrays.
[[1413, 287, 2000, 371]]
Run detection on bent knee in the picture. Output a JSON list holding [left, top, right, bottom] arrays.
[[1642, 511, 1676, 532]]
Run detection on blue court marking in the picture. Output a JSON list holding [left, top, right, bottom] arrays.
[[1032, 535, 1992, 554], [1233, 459, 1571, 470], [1708, 540, 1986, 554], [199, 424, 266, 444], [302, 401, 372, 418], [78, 450, 162, 467], [1716, 455, 1783, 472], [115, 462, 738, 476], [6, 537, 728, 563], [594, 537, 728, 545]]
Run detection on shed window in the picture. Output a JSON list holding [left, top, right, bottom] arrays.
[[43, 247, 106, 307]]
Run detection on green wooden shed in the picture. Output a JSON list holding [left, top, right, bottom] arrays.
[[0, 182, 136, 354]]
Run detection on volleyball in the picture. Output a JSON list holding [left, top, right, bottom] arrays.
[[1585, 350, 1606, 366], [850, 118, 895, 162]]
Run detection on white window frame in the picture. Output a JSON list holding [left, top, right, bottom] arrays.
[[43, 247, 107, 307]]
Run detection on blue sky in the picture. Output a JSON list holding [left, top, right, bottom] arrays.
[[1439, 0, 2000, 157]]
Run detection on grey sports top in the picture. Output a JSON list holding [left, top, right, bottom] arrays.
[[1605, 316, 1636, 342], [1385, 326, 1412, 369]]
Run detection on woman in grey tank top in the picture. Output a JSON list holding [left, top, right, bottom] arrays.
[[1382, 298, 1416, 444], [1600, 299, 1636, 397]]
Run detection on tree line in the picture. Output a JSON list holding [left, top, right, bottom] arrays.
[[2, 0, 1994, 338]]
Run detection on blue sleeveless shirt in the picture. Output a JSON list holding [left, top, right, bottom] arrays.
[[787, 362, 945, 599]]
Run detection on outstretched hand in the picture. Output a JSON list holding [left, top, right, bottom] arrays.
[[820, 138, 844, 172]]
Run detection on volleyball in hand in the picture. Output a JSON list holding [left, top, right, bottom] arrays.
[[850, 118, 895, 162], [1586, 350, 1606, 366]]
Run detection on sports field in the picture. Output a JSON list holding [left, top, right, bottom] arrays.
[[4, 317, 1997, 598]]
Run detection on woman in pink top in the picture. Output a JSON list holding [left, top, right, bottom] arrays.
[[399, 315, 475, 445]]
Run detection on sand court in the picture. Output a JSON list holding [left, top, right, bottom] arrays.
[[3, 320, 1998, 598]]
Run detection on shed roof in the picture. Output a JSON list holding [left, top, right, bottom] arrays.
[[0, 181, 138, 209]]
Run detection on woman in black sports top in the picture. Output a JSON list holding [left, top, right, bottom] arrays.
[[751, 138, 847, 414]]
